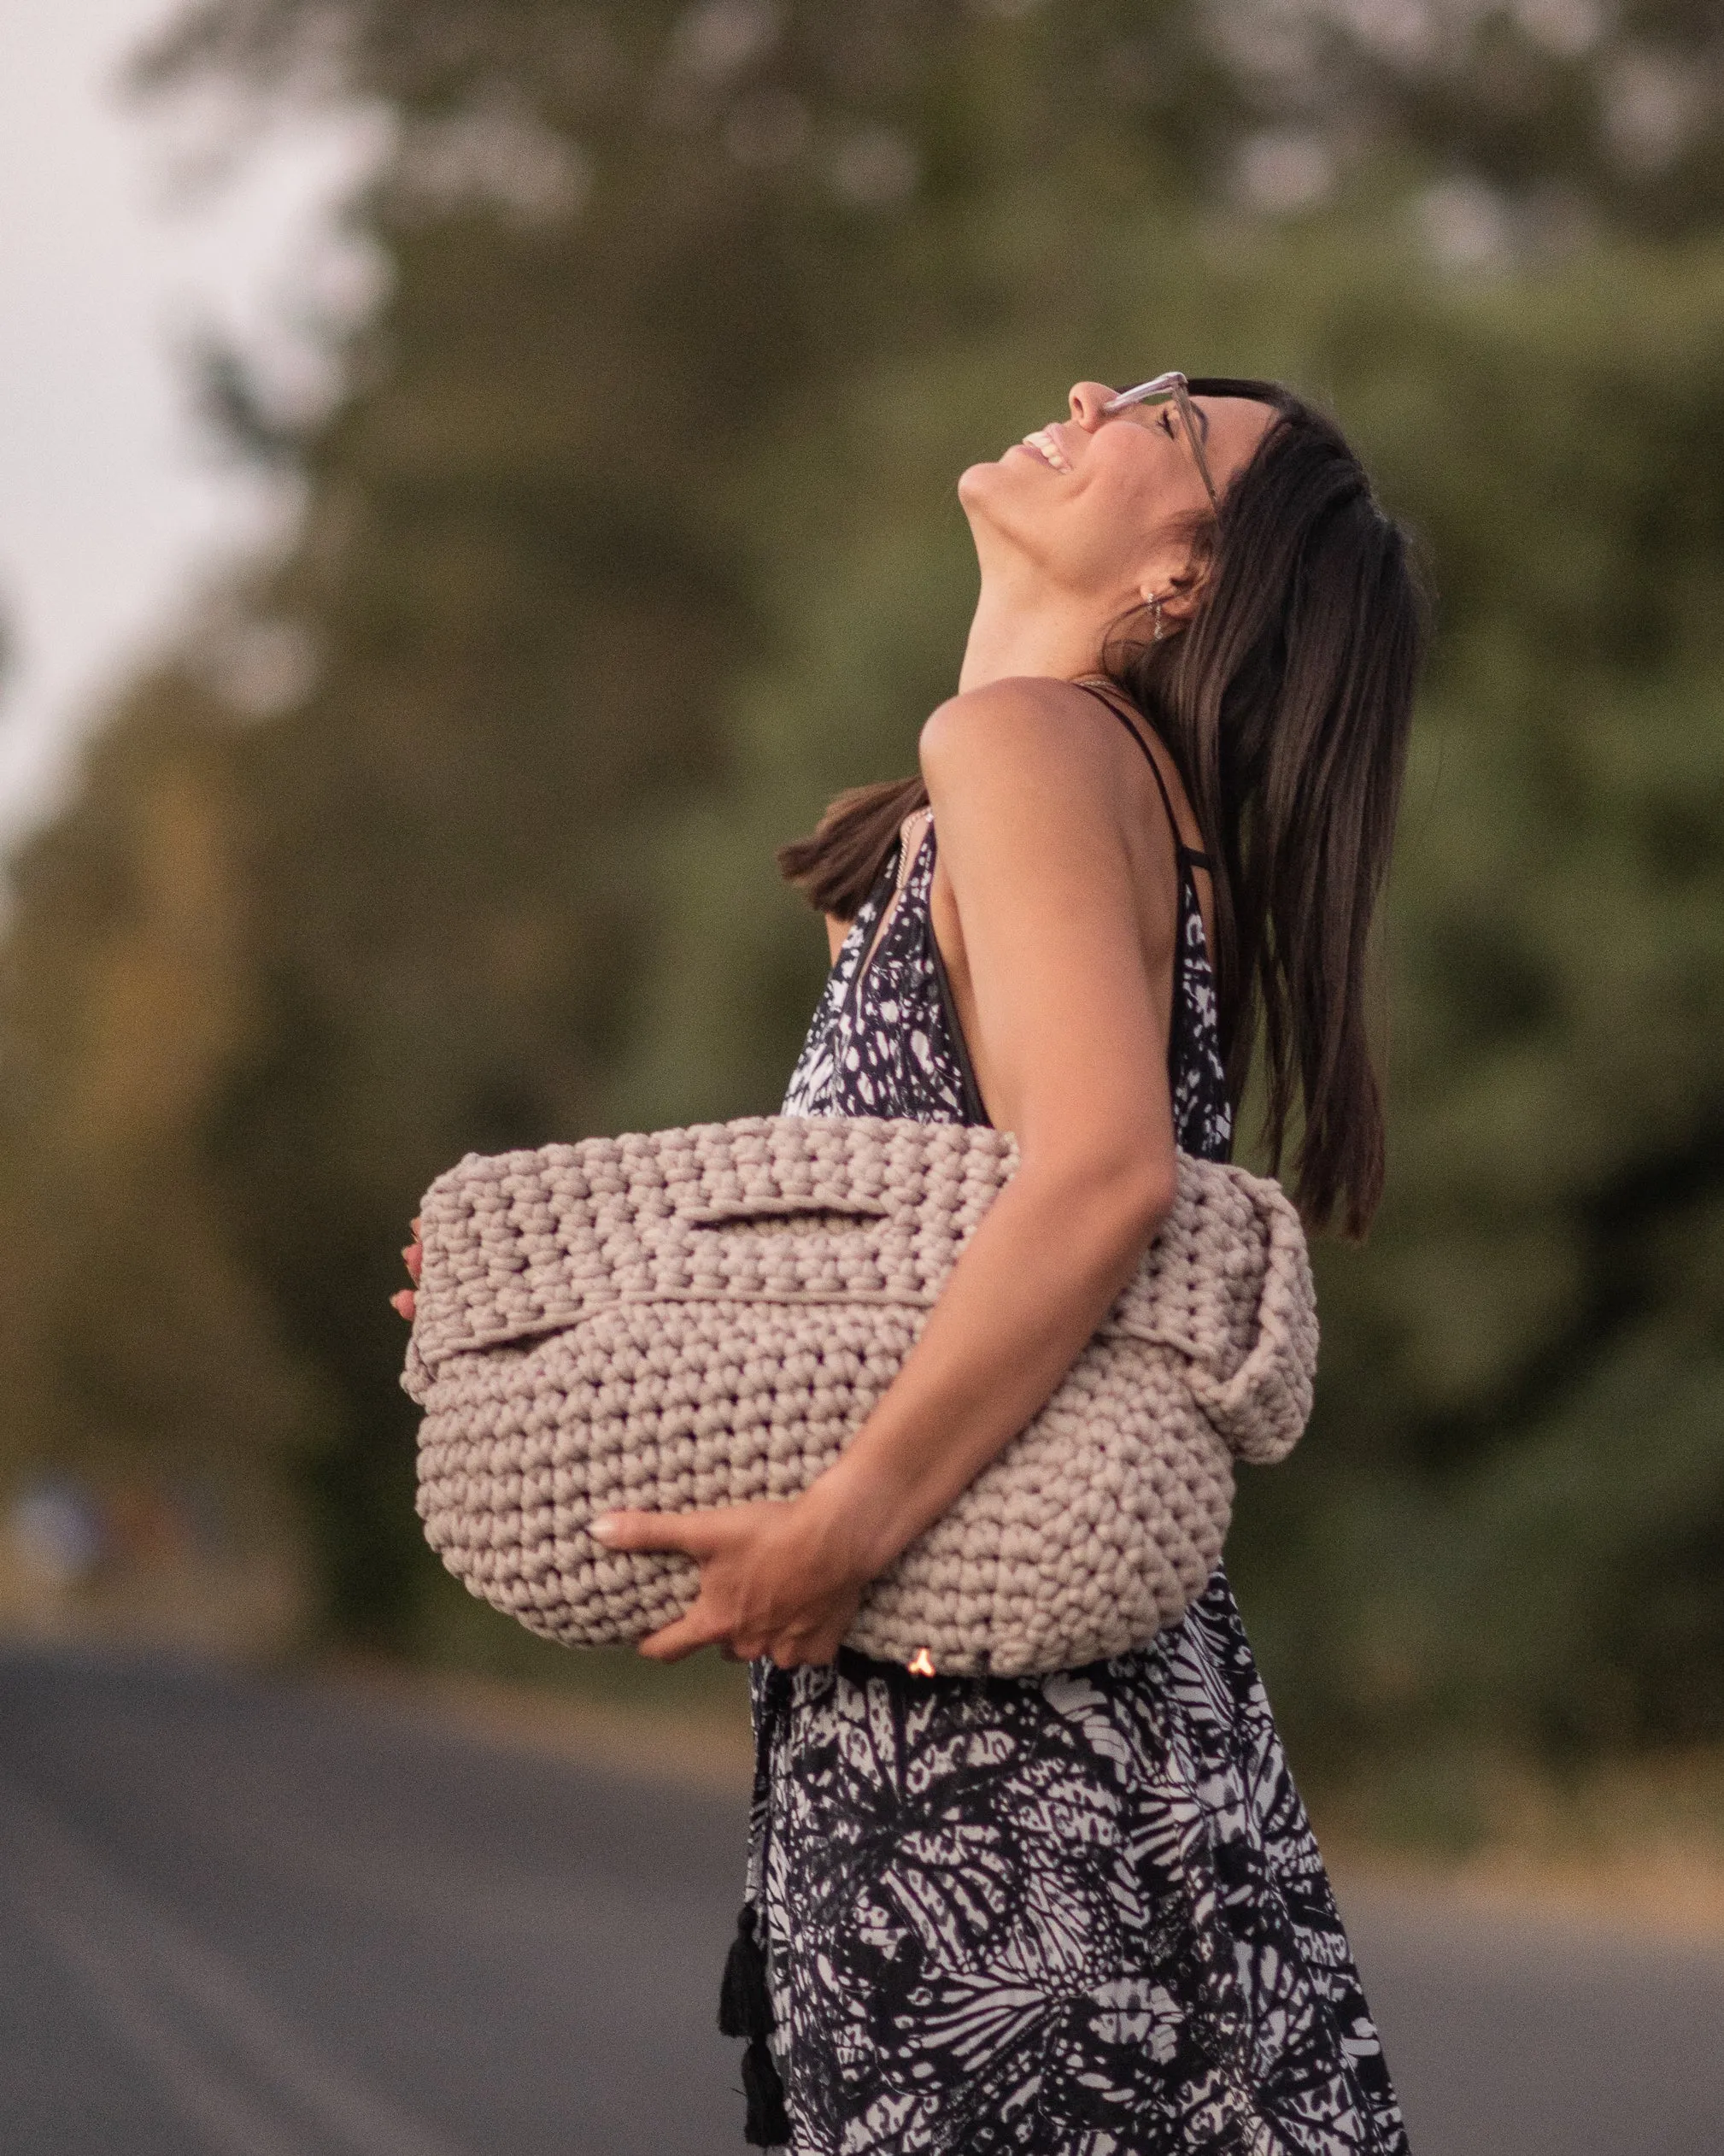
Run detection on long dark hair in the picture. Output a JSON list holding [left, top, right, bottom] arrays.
[[777, 379, 1428, 1238]]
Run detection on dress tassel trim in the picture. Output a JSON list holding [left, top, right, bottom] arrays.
[[718, 1904, 790, 2147]]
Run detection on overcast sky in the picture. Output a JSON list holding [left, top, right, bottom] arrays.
[[0, 3, 384, 850]]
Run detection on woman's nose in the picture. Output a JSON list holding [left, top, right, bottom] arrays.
[[1068, 381, 1118, 430]]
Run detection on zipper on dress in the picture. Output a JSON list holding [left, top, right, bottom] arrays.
[[847, 808, 933, 1013]]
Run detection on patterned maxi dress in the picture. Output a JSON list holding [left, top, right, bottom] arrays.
[[740, 696, 1410, 2156]]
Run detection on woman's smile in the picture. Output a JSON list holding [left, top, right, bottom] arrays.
[[1015, 425, 1073, 472]]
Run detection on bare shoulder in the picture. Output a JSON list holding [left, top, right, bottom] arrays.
[[918, 678, 1183, 961], [919, 678, 1118, 802]]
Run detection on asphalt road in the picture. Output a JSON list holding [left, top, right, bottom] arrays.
[[3, 1648, 1721, 2155]]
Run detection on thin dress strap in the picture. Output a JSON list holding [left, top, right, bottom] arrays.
[[1070, 681, 1211, 872], [1070, 679, 1212, 1110]]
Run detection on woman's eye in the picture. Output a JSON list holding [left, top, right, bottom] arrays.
[[1159, 409, 1176, 439]]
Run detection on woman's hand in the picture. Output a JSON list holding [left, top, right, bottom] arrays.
[[391, 1219, 421, 1321], [591, 1488, 876, 1668]]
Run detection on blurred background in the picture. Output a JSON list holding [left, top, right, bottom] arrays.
[[3, 3, 1724, 2147]]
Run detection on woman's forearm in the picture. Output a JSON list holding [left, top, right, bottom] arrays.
[[805, 1151, 1174, 1581]]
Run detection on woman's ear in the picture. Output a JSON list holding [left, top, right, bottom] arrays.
[[1137, 565, 1205, 631], [1140, 520, 1217, 627]]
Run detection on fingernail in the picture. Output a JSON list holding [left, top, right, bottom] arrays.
[[589, 1515, 619, 1544]]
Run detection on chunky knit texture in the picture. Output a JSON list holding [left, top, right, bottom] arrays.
[[406, 1115, 1317, 1676]]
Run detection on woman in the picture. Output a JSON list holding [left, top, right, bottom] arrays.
[[404, 373, 1424, 2153]]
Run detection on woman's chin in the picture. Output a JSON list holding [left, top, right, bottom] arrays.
[[957, 457, 1012, 509]]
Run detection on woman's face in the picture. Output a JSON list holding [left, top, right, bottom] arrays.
[[959, 379, 1275, 605]]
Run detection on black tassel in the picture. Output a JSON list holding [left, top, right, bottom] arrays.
[[720, 1906, 790, 2145], [741, 2036, 791, 2147], [718, 1904, 771, 2040]]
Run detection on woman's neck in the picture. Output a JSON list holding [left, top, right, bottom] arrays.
[[957, 571, 1119, 695]]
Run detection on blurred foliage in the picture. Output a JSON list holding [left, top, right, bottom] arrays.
[[0, 0, 1721, 1784]]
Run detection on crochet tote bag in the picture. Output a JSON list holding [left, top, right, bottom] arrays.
[[405, 1114, 1317, 1677]]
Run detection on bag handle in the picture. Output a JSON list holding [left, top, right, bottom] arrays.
[[679, 1194, 889, 1228]]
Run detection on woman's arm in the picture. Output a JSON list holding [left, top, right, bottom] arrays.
[[595, 678, 1185, 1665]]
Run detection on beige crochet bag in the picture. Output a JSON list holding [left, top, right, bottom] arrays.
[[405, 1114, 1317, 1677]]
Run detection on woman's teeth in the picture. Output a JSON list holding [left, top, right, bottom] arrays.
[[1022, 428, 1071, 472]]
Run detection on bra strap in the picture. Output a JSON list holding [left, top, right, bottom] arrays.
[[1070, 681, 1211, 872]]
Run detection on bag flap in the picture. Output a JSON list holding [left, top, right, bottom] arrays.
[[403, 1118, 1316, 1472], [406, 1115, 1017, 1372], [1105, 1158, 1317, 1465]]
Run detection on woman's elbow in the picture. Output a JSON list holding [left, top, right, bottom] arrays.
[[1023, 1142, 1177, 1253], [1116, 1157, 1178, 1243]]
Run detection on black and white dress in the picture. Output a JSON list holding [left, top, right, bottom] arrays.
[[740, 695, 1410, 2156]]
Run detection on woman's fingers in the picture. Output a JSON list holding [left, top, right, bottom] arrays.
[[765, 1625, 844, 1671], [637, 1601, 733, 1663], [593, 1501, 856, 1667], [393, 1223, 423, 1321], [590, 1509, 723, 1560]]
